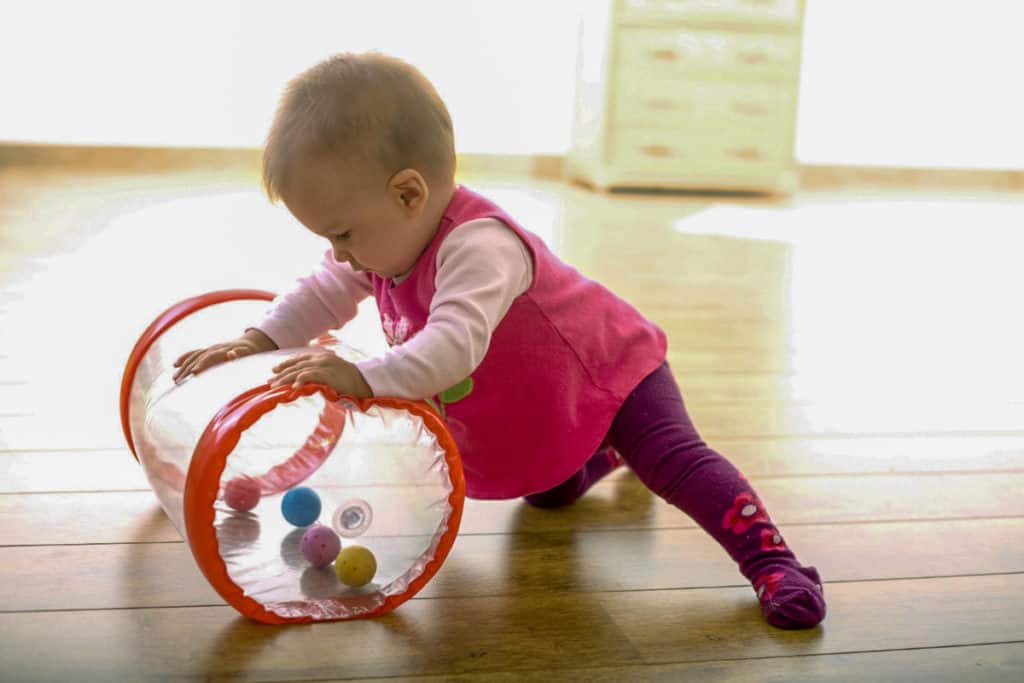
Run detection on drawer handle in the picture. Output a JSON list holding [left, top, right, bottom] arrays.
[[640, 145, 676, 158], [652, 49, 680, 62], [645, 98, 685, 111], [729, 147, 763, 161], [731, 101, 771, 116], [738, 50, 771, 65]]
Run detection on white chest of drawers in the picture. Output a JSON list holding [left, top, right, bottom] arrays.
[[568, 0, 806, 193]]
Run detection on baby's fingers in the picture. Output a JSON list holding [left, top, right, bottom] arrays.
[[191, 350, 232, 375], [173, 350, 205, 381], [271, 353, 314, 374], [289, 369, 325, 388], [174, 349, 202, 368], [269, 359, 317, 388], [269, 368, 301, 388]]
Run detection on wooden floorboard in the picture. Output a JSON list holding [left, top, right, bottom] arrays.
[[3, 433, 1023, 494], [3, 471, 1024, 546], [2, 156, 1023, 680], [19, 409, 979, 451], [350, 642, 1024, 682], [2, 518, 1022, 613], [5, 404, 1024, 451], [1, 575, 1022, 681]]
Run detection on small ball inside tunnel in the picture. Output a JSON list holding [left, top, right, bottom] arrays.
[[214, 396, 456, 620]]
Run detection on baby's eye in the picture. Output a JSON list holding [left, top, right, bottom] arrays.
[[334, 231, 352, 241]]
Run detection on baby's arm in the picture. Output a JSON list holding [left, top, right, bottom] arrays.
[[173, 328, 278, 381], [355, 219, 533, 399], [173, 253, 371, 381], [257, 251, 373, 349]]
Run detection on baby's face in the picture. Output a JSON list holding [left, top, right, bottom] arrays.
[[282, 155, 432, 278]]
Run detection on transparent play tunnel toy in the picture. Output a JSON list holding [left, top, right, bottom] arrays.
[[119, 290, 464, 624]]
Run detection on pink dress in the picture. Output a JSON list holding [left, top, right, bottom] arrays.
[[369, 186, 666, 499]]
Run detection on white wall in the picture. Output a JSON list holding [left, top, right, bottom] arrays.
[[0, 0, 585, 153], [796, 0, 1024, 169], [2, 0, 1022, 168]]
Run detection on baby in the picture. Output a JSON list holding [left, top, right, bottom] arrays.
[[174, 52, 825, 629]]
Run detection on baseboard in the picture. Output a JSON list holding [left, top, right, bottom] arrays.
[[455, 153, 565, 180], [798, 163, 1024, 192], [0, 143, 565, 180], [3, 143, 1022, 191], [0, 142, 261, 172]]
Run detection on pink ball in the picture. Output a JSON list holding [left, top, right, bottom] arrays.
[[301, 525, 341, 568], [224, 477, 261, 512]]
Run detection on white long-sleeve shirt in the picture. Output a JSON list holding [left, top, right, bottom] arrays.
[[258, 218, 534, 398]]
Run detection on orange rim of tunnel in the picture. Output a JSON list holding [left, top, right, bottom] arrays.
[[184, 383, 466, 624], [119, 289, 276, 461]]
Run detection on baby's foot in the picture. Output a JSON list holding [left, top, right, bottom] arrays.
[[753, 564, 826, 629]]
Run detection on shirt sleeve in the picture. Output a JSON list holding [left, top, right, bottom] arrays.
[[356, 218, 534, 399], [257, 249, 373, 349]]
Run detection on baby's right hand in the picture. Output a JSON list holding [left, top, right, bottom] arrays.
[[172, 329, 277, 383]]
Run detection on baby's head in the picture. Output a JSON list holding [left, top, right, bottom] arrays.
[[262, 52, 456, 278]]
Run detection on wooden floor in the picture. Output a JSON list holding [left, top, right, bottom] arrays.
[[2, 152, 1024, 681]]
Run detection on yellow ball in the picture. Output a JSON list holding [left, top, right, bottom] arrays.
[[334, 545, 377, 587]]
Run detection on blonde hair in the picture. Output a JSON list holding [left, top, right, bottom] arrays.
[[262, 52, 455, 201]]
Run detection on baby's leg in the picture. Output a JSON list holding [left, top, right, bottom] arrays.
[[524, 446, 622, 508], [607, 363, 826, 629]]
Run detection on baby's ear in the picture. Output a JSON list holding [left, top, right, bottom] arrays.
[[388, 169, 429, 214]]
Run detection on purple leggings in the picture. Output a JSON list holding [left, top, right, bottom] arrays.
[[526, 362, 826, 629]]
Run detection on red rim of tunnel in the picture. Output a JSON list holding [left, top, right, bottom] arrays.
[[119, 289, 276, 461], [184, 383, 466, 624]]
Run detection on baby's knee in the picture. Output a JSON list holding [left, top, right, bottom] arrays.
[[523, 490, 576, 509]]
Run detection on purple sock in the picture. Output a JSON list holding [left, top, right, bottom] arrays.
[[606, 363, 826, 630], [525, 446, 622, 509]]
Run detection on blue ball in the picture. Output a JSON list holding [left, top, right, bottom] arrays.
[[281, 486, 322, 527]]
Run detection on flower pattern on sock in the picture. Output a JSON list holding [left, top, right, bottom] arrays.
[[754, 571, 785, 601], [721, 491, 769, 534], [760, 527, 788, 552]]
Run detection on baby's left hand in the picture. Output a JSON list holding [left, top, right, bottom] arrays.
[[270, 350, 373, 399]]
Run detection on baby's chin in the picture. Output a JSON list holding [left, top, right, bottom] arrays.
[[354, 264, 391, 278]]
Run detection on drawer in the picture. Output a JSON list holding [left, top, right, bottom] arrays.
[[617, 27, 800, 82], [613, 78, 796, 132], [617, 0, 802, 27], [609, 126, 790, 179]]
